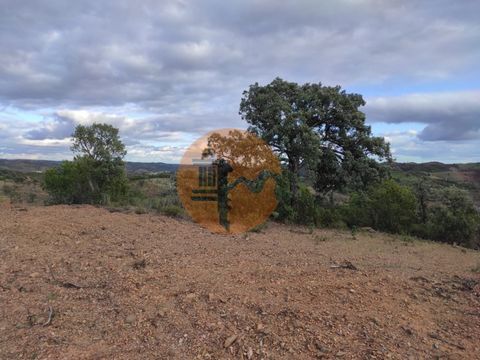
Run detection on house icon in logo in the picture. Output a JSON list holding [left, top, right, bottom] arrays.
[[190, 158, 234, 231]]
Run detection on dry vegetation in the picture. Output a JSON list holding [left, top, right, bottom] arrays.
[[0, 203, 479, 359]]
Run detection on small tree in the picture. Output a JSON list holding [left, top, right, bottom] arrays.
[[71, 123, 126, 162], [44, 123, 128, 204]]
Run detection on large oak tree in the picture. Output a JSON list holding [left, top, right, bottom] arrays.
[[239, 78, 391, 205]]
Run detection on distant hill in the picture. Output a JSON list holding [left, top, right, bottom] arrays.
[[390, 162, 480, 208], [0, 159, 178, 174], [0, 159, 60, 173], [125, 161, 178, 174]]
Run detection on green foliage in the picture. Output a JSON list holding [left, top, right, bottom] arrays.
[[2, 184, 21, 203], [43, 161, 78, 204], [43, 123, 128, 205], [71, 123, 126, 162], [314, 206, 346, 228], [240, 77, 391, 206], [368, 180, 418, 233], [161, 205, 183, 217], [119, 175, 184, 217], [0, 169, 26, 183], [342, 191, 371, 228], [344, 180, 417, 234], [421, 188, 480, 248], [295, 185, 316, 225], [273, 171, 295, 222]]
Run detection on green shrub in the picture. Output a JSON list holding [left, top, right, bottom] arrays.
[[273, 171, 295, 222], [342, 191, 371, 228], [421, 188, 479, 248], [344, 180, 417, 234], [3, 184, 21, 203], [161, 205, 183, 217], [314, 206, 346, 228], [294, 185, 316, 225], [369, 180, 418, 233], [44, 158, 128, 205]]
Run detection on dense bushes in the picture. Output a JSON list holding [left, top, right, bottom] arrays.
[[344, 180, 417, 234], [415, 188, 480, 248], [274, 175, 480, 249], [44, 158, 129, 205]]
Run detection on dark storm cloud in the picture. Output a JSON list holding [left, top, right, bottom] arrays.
[[365, 91, 480, 141], [1, 0, 479, 108], [0, 0, 479, 161]]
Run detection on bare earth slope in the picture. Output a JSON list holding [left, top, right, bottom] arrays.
[[0, 204, 479, 359]]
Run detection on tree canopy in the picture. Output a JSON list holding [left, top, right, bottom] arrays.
[[44, 123, 128, 204], [71, 123, 126, 162], [239, 78, 391, 204]]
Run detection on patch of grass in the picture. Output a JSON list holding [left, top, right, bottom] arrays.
[[351, 225, 358, 240], [161, 205, 183, 217]]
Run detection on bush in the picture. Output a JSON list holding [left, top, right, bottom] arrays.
[[314, 206, 346, 228], [43, 161, 80, 204], [342, 191, 371, 228], [294, 185, 316, 225], [273, 171, 295, 222], [421, 188, 479, 248], [2, 184, 21, 203], [369, 180, 418, 233], [344, 180, 417, 234], [44, 158, 128, 205]]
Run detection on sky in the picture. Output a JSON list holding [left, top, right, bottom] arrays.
[[0, 0, 479, 163]]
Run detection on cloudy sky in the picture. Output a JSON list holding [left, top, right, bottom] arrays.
[[0, 0, 479, 163]]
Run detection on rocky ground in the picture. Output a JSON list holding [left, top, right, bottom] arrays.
[[0, 203, 479, 359]]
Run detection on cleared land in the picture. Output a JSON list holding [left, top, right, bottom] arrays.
[[0, 204, 479, 359]]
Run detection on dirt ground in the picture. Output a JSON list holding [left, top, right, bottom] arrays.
[[0, 204, 479, 359]]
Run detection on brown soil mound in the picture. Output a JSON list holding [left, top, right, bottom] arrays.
[[0, 204, 479, 359]]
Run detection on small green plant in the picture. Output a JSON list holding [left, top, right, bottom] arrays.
[[351, 225, 358, 239], [161, 205, 183, 217]]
